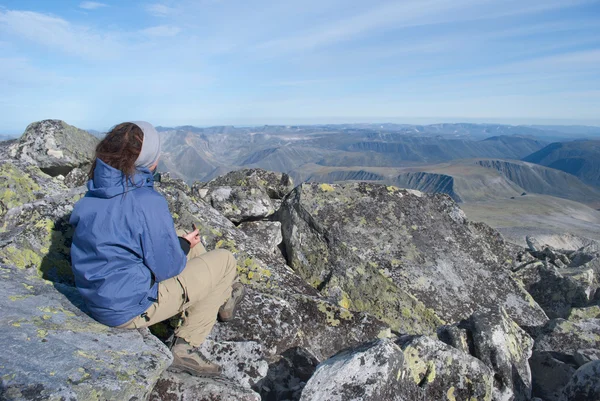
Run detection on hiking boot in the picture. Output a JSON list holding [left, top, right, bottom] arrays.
[[218, 282, 245, 322], [169, 337, 221, 377]]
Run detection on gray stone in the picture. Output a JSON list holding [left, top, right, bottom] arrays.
[[197, 340, 269, 389], [527, 235, 542, 252], [515, 261, 596, 319], [398, 335, 494, 401], [534, 318, 600, 356], [254, 347, 319, 401], [149, 371, 261, 401], [530, 318, 600, 401], [8, 120, 98, 177], [560, 360, 600, 401], [279, 182, 547, 332], [63, 167, 89, 188], [529, 352, 576, 401], [574, 349, 600, 367], [203, 168, 294, 199], [300, 339, 424, 401], [0, 265, 172, 401], [157, 176, 392, 362], [238, 220, 283, 255], [201, 185, 276, 224], [466, 307, 534, 401]]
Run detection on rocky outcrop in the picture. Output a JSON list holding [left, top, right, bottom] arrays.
[[560, 360, 600, 401], [513, 239, 600, 319], [530, 318, 600, 401], [0, 265, 172, 400], [299, 339, 423, 401], [398, 335, 494, 401], [149, 372, 261, 401], [194, 169, 293, 223], [8, 120, 98, 177], [4, 119, 597, 401], [279, 182, 547, 331], [438, 307, 534, 401]]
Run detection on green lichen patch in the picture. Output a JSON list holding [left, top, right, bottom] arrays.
[[0, 161, 41, 209]]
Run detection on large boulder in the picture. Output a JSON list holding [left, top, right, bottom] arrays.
[[201, 168, 294, 199], [156, 176, 394, 390], [530, 318, 600, 400], [279, 182, 547, 331], [149, 372, 261, 401], [8, 120, 98, 177], [0, 265, 172, 400], [439, 307, 534, 401], [238, 220, 283, 256], [560, 360, 600, 401], [398, 335, 494, 401], [195, 168, 294, 224], [299, 339, 423, 401], [514, 261, 596, 319]]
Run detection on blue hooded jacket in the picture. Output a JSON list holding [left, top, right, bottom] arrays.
[[69, 158, 187, 327]]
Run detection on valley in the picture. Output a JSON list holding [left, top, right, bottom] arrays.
[[151, 123, 600, 246]]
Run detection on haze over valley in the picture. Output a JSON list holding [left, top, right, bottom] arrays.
[[72, 121, 600, 247]]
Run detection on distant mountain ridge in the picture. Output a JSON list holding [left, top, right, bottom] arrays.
[[156, 123, 551, 183], [523, 140, 600, 188]]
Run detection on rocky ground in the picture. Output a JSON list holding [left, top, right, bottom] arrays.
[[1, 120, 599, 400]]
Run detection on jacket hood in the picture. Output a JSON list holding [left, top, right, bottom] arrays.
[[87, 158, 155, 198]]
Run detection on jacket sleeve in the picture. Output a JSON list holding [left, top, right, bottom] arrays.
[[138, 193, 187, 282]]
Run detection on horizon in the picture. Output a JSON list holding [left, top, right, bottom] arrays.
[[1, 0, 599, 132], [2, 117, 600, 137]]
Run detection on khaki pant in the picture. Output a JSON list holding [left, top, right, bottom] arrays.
[[119, 234, 237, 347]]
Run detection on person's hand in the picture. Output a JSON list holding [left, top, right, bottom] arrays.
[[183, 228, 201, 248]]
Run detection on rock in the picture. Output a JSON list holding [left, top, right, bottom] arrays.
[[398, 335, 494, 401], [527, 235, 542, 252], [574, 349, 600, 367], [197, 340, 269, 389], [0, 264, 172, 400], [530, 318, 600, 401], [570, 243, 600, 267], [279, 182, 547, 330], [529, 352, 576, 401], [200, 185, 276, 224], [8, 120, 98, 177], [203, 168, 294, 200], [278, 183, 443, 335], [149, 371, 261, 401], [515, 261, 596, 319], [254, 347, 319, 401], [534, 318, 600, 357], [560, 360, 600, 401], [156, 176, 392, 361], [299, 339, 424, 401], [195, 168, 295, 224], [0, 160, 68, 212], [465, 307, 534, 401], [63, 167, 89, 188], [238, 221, 283, 255], [567, 305, 600, 321]]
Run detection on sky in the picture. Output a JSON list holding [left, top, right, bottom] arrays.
[[0, 0, 599, 133]]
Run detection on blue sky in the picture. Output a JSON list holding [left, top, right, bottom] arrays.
[[0, 0, 599, 132]]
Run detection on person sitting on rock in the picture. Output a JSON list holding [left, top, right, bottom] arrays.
[[69, 121, 245, 377]]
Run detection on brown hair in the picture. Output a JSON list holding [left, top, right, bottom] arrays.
[[88, 122, 144, 181]]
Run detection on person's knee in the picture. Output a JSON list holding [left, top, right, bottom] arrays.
[[213, 249, 237, 275]]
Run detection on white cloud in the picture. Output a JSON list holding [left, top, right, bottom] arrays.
[[141, 25, 181, 37], [256, 0, 595, 53], [79, 2, 108, 10], [0, 10, 123, 60], [146, 3, 176, 17]]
